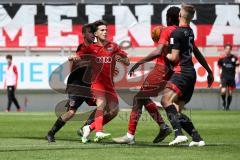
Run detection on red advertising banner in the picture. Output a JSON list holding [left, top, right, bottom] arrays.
[[114, 57, 240, 89]]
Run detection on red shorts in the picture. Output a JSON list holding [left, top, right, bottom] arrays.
[[91, 82, 118, 104], [137, 64, 172, 97]]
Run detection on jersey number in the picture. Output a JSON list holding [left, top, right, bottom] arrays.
[[188, 36, 193, 56]]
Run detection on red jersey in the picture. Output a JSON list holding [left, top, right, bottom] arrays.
[[86, 41, 128, 87], [156, 25, 177, 65]]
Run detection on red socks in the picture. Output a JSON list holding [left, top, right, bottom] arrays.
[[128, 111, 141, 135], [144, 102, 164, 126], [90, 109, 103, 132]]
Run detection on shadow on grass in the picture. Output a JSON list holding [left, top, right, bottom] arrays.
[[0, 137, 227, 153]]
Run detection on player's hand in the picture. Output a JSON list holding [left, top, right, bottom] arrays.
[[68, 55, 81, 61], [128, 63, 140, 77], [207, 72, 214, 88]]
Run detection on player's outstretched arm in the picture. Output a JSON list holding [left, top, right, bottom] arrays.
[[128, 44, 165, 76], [115, 54, 130, 66], [193, 44, 214, 87]]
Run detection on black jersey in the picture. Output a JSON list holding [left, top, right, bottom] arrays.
[[169, 26, 195, 73], [218, 54, 239, 79]]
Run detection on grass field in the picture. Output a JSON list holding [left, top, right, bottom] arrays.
[[0, 110, 240, 160]]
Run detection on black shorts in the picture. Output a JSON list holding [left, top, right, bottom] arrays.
[[167, 71, 196, 104], [220, 78, 236, 90], [67, 94, 96, 110]]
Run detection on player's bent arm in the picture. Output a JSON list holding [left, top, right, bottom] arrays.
[[115, 54, 130, 66], [166, 49, 180, 63], [128, 44, 165, 76], [193, 44, 212, 74], [193, 44, 214, 87], [137, 44, 165, 65]]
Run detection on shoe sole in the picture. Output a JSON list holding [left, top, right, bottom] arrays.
[[112, 139, 135, 145]]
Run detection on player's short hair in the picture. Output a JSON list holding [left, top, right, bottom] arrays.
[[82, 23, 94, 34], [224, 44, 232, 50], [6, 54, 12, 60], [167, 6, 180, 26], [181, 4, 195, 21], [92, 20, 107, 32]]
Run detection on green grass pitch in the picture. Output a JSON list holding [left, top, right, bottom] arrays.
[[0, 110, 240, 160]]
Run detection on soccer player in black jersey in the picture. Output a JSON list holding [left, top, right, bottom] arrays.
[[161, 4, 214, 146], [45, 23, 96, 142], [218, 44, 239, 110]]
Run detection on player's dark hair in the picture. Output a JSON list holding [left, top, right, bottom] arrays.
[[167, 7, 180, 26], [82, 23, 94, 34], [6, 54, 12, 60], [92, 20, 107, 33], [224, 44, 232, 50]]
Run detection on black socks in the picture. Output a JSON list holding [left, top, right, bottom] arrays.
[[179, 113, 202, 142], [165, 104, 183, 137], [48, 117, 66, 136], [226, 95, 232, 110], [221, 94, 226, 109]]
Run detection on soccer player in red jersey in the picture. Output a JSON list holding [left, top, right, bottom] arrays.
[[113, 7, 180, 144], [80, 20, 130, 143]]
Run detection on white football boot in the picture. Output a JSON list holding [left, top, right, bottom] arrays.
[[81, 125, 91, 143], [189, 140, 206, 147], [169, 135, 188, 146], [94, 132, 111, 142]]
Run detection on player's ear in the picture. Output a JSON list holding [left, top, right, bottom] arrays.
[[94, 31, 98, 37]]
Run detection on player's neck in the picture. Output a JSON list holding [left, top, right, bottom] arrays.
[[96, 39, 107, 46], [179, 19, 190, 27]]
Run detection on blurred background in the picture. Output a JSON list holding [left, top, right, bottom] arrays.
[[0, 0, 239, 111]]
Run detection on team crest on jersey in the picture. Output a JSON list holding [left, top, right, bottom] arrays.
[[106, 44, 114, 52], [69, 100, 75, 107], [231, 57, 235, 62]]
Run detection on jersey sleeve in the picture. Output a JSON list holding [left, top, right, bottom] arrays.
[[158, 28, 170, 45], [76, 45, 90, 57], [114, 44, 128, 58], [217, 58, 223, 67], [169, 30, 182, 50]]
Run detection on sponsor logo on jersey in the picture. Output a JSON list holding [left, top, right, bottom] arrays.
[[96, 56, 112, 63]]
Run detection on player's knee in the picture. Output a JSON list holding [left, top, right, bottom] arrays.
[[221, 88, 226, 95], [68, 109, 76, 117], [161, 96, 170, 108]]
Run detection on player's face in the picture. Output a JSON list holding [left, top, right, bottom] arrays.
[[94, 25, 108, 41], [224, 46, 232, 55], [84, 28, 95, 43], [6, 58, 12, 64]]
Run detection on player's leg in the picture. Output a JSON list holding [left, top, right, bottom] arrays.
[[6, 86, 13, 112], [81, 84, 112, 143], [174, 100, 205, 147], [220, 87, 227, 110], [226, 88, 232, 110], [226, 79, 235, 110], [161, 87, 188, 145], [11, 86, 22, 111], [88, 100, 119, 130], [45, 98, 83, 142], [143, 99, 172, 143], [112, 94, 144, 144]]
